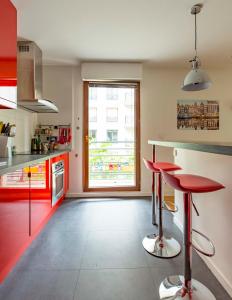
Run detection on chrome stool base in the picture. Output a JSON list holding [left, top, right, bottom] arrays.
[[142, 234, 181, 258], [159, 275, 216, 300]]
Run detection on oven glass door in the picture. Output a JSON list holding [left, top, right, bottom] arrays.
[[52, 169, 64, 206]]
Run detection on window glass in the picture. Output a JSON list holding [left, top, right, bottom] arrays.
[[89, 87, 97, 100], [107, 130, 118, 142], [89, 129, 97, 140], [106, 88, 118, 100], [106, 108, 118, 122], [89, 107, 97, 122]]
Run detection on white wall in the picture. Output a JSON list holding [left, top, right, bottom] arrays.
[[174, 149, 232, 296], [38, 65, 82, 196], [141, 66, 232, 195], [39, 65, 74, 127], [0, 108, 37, 152]]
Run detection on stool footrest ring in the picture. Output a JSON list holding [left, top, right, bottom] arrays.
[[162, 201, 178, 213], [192, 229, 215, 257]]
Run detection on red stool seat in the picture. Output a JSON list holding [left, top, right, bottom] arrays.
[[161, 171, 225, 193], [143, 159, 181, 173], [142, 158, 182, 258], [159, 170, 225, 299]]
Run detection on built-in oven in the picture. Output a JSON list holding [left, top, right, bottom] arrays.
[[52, 160, 64, 207]]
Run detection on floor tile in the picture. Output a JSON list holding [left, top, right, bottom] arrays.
[[86, 204, 137, 230], [16, 231, 86, 270], [193, 260, 232, 300], [81, 230, 148, 269], [74, 268, 157, 300], [0, 270, 79, 300]]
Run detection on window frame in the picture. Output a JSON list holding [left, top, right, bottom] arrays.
[[83, 81, 141, 192]]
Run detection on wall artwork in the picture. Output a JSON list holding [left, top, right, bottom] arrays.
[[177, 100, 219, 130]]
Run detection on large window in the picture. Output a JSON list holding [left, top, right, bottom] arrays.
[[83, 81, 140, 191]]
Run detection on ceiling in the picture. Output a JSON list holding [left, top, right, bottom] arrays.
[[12, 0, 232, 68]]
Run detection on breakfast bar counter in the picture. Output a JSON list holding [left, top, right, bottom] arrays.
[[148, 140, 232, 156], [148, 139, 232, 296]]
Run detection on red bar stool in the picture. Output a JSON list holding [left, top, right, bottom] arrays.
[[159, 170, 225, 300], [143, 159, 182, 258]]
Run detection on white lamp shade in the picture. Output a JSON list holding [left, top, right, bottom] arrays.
[[182, 68, 212, 91]]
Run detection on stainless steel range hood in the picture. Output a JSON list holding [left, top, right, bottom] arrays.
[[17, 41, 59, 113]]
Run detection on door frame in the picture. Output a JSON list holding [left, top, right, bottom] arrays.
[[82, 81, 141, 192]]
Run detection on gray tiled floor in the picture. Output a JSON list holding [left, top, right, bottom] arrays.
[[0, 198, 231, 300]]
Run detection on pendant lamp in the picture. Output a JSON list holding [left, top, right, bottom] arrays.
[[182, 4, 212, 91]]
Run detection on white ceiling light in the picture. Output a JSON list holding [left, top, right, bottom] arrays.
[[182, 3, 212, 91]]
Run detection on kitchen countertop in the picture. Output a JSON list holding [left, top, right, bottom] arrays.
[[0, 150, 70, 176], [148, 140, 232, 156]]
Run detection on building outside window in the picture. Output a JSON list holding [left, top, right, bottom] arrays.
[[89, 129, 97, 140], [106, 108, 118, 122], [107, 130, 118, 142], [125, 115, 134, 126], [106, 88, 118, 100], [124, 90, 134, 106], [89, 107, 97, 122]]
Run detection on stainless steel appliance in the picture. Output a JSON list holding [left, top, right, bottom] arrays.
[[52, 160, 64, 207], [17, 41, 59, 113]]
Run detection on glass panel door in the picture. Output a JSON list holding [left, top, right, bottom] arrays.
[[83, 82, 140, 191]]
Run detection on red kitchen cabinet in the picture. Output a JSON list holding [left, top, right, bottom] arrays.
[[0, 161, 52, 281], [29, 161, 52, 235], [0, 154, 69, 282], [0, 168, 29, 281], [0, 0, 17, 109]]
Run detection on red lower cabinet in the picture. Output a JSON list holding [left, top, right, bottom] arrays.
[[30, 161, 52, 236], [0, 181, 29, 281], [0, 153, 69, 281]]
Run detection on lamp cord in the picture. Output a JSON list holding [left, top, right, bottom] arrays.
[[195, 12, 198, 58]]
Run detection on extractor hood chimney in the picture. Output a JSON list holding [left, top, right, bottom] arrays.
[[17, 41, 59, 113]]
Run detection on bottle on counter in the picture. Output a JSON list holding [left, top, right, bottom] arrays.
[[31, 137, 37, 152], [12, 145, 16, 156], [36, 135, 42, 152], [9, 124, 16, 137]]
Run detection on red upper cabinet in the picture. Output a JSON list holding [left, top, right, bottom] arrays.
[[0, 0, 17, 109]]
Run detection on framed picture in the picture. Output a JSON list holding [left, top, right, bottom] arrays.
[[177, 100, 219, 130]]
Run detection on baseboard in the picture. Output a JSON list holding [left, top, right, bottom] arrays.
[[174, 216, 232, 297], [66, 191, 175, 198], [66, 192, 151, 198]]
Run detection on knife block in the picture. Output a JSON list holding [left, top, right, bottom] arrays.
[[0, 136, 14, 158]]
